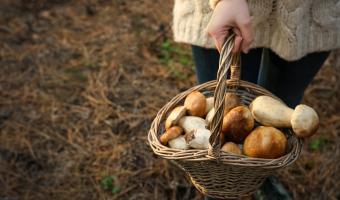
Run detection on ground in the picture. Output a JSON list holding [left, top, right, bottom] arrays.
[[0, 1, 339, 200]]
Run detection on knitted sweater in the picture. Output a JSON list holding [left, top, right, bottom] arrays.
[[173, 0, 340, 61]]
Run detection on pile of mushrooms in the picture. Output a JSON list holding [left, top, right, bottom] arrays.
[[161, 91, 212, 150], [160, 91, 319, 159]]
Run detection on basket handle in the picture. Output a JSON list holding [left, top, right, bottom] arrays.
[[208, 33, 241, 158]]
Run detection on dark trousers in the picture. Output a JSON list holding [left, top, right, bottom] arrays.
[[192, 46, 330, 107], [192, 46, 329, 200]]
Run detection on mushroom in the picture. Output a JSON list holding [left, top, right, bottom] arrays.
[[205, 93, 241, 125], [165, 106, 187, 130], [224, 92, 241, 115], [291, 105, 319, 138], [222, 105, 254, 143], [205, 97, 214, 115], [168, 135, 189, 150], [185, 129, 211, 149], [221, 142, 242, 155], [205, 108, 215, 125], [160, 126, 183, 145], [243, 126, 287, 159], [178, 116, 207, 133], [250, 96, 292, 127], [250, 95, 319, 138], [184, 91, 206, 117]]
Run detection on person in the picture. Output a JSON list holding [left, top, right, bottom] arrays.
[[172, 0, 340, 199]]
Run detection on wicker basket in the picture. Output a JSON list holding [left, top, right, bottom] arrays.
[[148, 35, 302, 199]]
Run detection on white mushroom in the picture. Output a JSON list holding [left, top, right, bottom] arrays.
[[178, 116, 208, 133], [168, 135, 189, 150], [291, 105, 319, 138], [250, 95, 320, 138], [185, 129, 211, 149], [250, 96, 292, 127]]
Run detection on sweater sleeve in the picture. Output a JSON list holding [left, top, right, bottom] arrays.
[[209, 0, 220, 9]]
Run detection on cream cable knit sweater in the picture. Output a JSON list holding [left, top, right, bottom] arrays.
[[173, 0, 340, 61]]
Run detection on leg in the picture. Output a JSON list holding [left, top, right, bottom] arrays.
[[192, 46, 263, 84], [256, 50, 329, 200], [240, 48, 263, 84], [192, 45, 220, 84], [268, 51, 330, 107]]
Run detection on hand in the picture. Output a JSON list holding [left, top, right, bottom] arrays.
[[207, 0, 253, 53]]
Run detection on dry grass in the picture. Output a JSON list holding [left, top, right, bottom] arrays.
[[0, 1, 339, 200]]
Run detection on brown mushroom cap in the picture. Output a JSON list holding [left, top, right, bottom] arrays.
[[165, 106, 187, 130], [206, 93, 240, 124], [184, 91, 206, 117], [221, 142, 242, 155], [224, 93, 241, 115], [243, 126, 287, 159], [160, 126, 183, 145], [222, 105, 254, 143], [291, 104, 319, 138]]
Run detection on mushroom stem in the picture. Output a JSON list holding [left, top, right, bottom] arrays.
[[205, 108, 215, 125], [250, 96, 293, 127], [205, 97, 214, 115], [160, 126, 183, 145]]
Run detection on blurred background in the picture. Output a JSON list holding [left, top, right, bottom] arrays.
[[0, 1, 339, 200]]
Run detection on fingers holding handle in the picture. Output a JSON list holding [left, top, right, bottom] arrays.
[[207, 0, 253, 54]]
